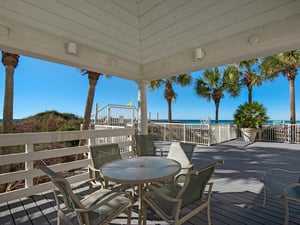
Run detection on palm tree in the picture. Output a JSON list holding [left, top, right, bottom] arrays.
[[195, 67, 240, 124], [81, 70, 103, 131], [226, 59, 263, 103], [149, 74, 191, 123], [78, 70, 106, 152], [1, 52, 19, 134], [260, 50, 300, 124]]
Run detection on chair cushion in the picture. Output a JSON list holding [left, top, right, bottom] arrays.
[[81, 189, 131, 224]]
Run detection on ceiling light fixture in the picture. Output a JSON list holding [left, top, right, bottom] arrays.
[[195, 48, 205, 61], [248, 34, 260, 45], [66, 42, 77, 54]]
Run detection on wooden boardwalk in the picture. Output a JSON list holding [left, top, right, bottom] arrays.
[[1, 140, 300, 225]]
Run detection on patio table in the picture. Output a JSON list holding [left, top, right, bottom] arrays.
[[100, 156, 181, 224]]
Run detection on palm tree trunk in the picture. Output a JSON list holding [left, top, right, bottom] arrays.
[[78, 72, 99, 159], [167, 100, 172, 123], [215, 100, 220, 124], [289, 79, 296, 143], [82, 79, 97, 131], [248, 85, 253, 104], [1, 52, 19, 134], [289, 79, 296, 124], [1, 52, 19, 173]]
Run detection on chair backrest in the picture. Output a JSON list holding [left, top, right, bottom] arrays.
[[178, 161, 222, 208], [90, 143, 121, 181], [38, 164, 84, 210], [179, 142, 196, 162], [135, 135, 156, 156], [167, 142, 191, 174]]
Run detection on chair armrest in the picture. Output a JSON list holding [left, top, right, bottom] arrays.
[[71, 178, 96, 190], [88, 165, 100, 172], [174, 163, 195, 182], [88, 165, 106, 187], [283, 183, 300, 196]]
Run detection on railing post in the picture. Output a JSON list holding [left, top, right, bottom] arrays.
[[208, 124, 211, 146], [164, 124, 167, 140], [25, 144, 34, 188], [183, 124, 186, 142]]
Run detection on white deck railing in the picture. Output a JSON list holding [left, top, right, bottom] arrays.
[[149, 122, 300, 145], [0, 128, 135, 202], [1, 123, 299, 203], [257, 124, 300, 143], [149, 122, 238, 146]]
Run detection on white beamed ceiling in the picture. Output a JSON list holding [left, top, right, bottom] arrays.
[[0, 0, 300, 81]]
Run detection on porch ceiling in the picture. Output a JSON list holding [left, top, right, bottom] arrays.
[[0, 0, 299, 81]]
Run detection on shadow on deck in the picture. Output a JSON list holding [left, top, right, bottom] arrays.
[[1, 141, 300, 225]]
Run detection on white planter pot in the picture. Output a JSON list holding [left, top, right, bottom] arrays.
[[241, 128, 257, 142]]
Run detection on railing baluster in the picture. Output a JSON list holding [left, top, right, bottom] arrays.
[[25, 143, 34, 188]]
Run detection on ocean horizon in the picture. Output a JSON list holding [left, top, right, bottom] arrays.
[[153, 119, 299, 124]]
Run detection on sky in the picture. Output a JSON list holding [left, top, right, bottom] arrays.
[[0, 54, 299, 122]]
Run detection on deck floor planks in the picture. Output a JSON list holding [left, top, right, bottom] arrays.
[[213, 192, 283, 225], [7, 199, 31, 225], [0, 201, 16, 225], [21, 196, 50, 225], [2, 141, 300, 225], [31, 194, 57, 225]]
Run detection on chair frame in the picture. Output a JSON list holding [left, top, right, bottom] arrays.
[[38, 162, 132, 225], [165, 142, 196, 183], [88, 143, 123, 189], [261, 168, 300, 225], [142, 161, 223, 225]]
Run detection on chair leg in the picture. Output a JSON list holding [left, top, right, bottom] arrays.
[[263, 187, 267, 208], [57, 211, 61, 225], [126, 207, 132, 225], [142, 202, 147, 225], [283, 198, 289, 225], [207, 202, 211, 225]]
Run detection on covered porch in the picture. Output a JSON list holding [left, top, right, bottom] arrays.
[[1, 1, 300, 134], [1, 1, 300, 224], [1, 140, 300, 225]]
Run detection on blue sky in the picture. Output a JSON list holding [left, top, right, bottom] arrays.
[[0, 54, 299, 121]]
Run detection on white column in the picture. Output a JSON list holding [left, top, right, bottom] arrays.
[[137, 80, 148, 135]]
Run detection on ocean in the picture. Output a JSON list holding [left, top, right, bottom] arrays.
[[153, 119, 297, 124]]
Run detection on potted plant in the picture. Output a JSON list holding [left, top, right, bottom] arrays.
[[233, 101, 269, 142]]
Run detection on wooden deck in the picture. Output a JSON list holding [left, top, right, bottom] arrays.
[[1, 140, 300, 225]]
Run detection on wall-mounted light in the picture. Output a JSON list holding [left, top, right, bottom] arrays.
[[66, 42, 77, 54], [195, 48, 205, 61]]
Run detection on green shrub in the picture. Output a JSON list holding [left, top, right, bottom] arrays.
[[233, 101, 269, 128]]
